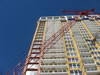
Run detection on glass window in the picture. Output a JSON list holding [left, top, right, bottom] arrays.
[[64, 34, 71, 37], [94, 57, 100, 61], [90, 47, 98, 51], [33, 45, 41, 48], [66, 44, 74, 47], [65, 41, 73, 43], [68, 58, 78, 62], [67, 53, 77, 56], [64, 37, 72, 40], [88, 43, 95, 46], [69, 63, 80, 68], [70, 70, 82, 75], [66, 48, 75, 52], [97, 62, 100, 66]]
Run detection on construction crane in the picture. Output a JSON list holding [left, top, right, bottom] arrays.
[[62, 8, 100, 17], [6, 8, 99, 75], [63, 8, 100, 45]]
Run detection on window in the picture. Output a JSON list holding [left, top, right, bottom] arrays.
[[60, 16, 65, 19], [68, 58, 78, 62], [64, 34, 71, 37], [31, 54, 40, 57], [35, 38, 42, 41], [80, 28, 86, 31], [82, 55, 91, 58], [70, 70, 82, 75], [86, 68, 97, 72], [66, 44, 74, 47], [84, 61, 94, 64], [34, 42, 41, 44], [67, 53, 77, 56], [97, 62, 100, 66], [32, 49, 40, 52], [41, 17, 46, 19], [33, 45, 41, 48], [89, 47, 98, 51], [47, 17, 52, 19], [65, 41, 73, 43], [36, 36, 43, 39], [66, 48, 75, 52], [54, 17, 59, 19], [84, 36, 91, 39], [88, 43, 95, 46], [94, 57, 100, 61], [64, 37, 72, 40], [92, 52, 100, 55], [69, 63, 80, 68], [79, 27, 84, 28], [80, 50, 89, 53], [81, 31, 87, 33], [82, 34, 89, 36]]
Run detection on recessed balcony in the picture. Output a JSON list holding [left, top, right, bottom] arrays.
[[40, 68, 68, 75]]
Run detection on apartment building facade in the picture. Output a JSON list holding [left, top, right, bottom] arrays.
[[23, 15, 100, 75]]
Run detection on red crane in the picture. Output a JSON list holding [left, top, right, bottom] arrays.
[[62, 8, 100, 17]]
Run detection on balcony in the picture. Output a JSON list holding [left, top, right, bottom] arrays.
[[42, 57, 66, 59], [84, 62, 96, 68], [82, 56, 92, 60], [43, 53, 65, 57], [80, 51, 90, 55], [40, 68, 68, 75], [40, 64, 66, 69], [41, 59, 66, 63], [85, 68, 100, 75], [84, 62, 95, 66]]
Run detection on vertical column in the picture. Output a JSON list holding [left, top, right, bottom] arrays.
[[61, 20, 70, 75], [66, 21, 84, 75], [70, 21, 86, 75], [81, 21, 100, 71], [83, 20, 100, 45], [40, 20, 67, 75], [76, 20, 100, 74], [61, 20, 84, 75], [37, 20, 47, 75], [23, 21, 46, 75]]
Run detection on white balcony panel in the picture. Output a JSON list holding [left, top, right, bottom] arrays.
[[40, 72, 68, 75]]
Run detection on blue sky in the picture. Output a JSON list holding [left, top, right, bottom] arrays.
[[0, 0, 100, 74]]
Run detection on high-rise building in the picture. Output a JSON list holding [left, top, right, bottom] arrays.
[[23, 15, 100, 75]]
